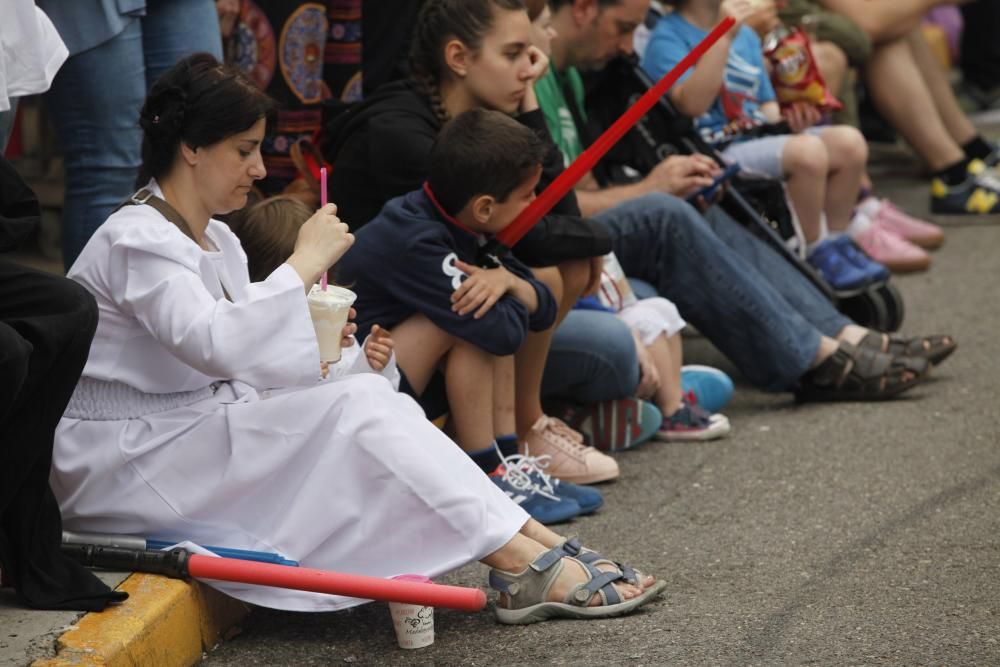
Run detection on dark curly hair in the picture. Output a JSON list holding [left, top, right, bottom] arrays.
[[137, 53, 277, 187]]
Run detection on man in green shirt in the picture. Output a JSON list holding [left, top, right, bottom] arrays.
[[526, 0, 933, 402]]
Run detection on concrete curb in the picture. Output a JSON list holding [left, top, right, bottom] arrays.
[[32, 574, 249, 667]]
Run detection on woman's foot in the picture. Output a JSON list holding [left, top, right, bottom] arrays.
[[857, 331, 957, 366], [490, 542, 666, 624]]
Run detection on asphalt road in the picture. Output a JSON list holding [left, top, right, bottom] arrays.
[[201, 161, 1000, 667]]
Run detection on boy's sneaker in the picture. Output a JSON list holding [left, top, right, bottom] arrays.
[[502, 450, 604, 515], [680, 365, 734, 414], [561, 397, 662, 452], [656, 397, 731, 442], [489, 464, 581, 525], [930, 159, 1000, 214], [522, 416, 619, 484], [807, 237, 876, 291]]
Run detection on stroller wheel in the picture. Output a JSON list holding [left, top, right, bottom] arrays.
[[837, 281, 905, 333]]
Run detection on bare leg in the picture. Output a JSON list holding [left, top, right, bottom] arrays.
[[811, 40, 848, 99], [820, 0, 948, 45], [782, 134, 829, 244], [647, 333, 683, 416], [514, 265, 572, 436], [391, 313, 456, 393], [864, 37, 965, 170], [445, 339, 499, 452], [905, 28, 978, 146], [818, 126, 868, 232], [493, 354, 517, 437]]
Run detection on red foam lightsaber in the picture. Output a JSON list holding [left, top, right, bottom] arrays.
[[188, 554, 486, 611], [496, 16, 735, 249], [62, 544, 487, 611]]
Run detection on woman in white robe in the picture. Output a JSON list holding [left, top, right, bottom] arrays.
[[51, 53, 663, 620]]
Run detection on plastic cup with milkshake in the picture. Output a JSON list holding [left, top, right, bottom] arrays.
[[307, 284, 356, 362]]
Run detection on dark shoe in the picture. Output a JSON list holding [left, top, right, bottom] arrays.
[[930, 160, 1000, 215], [857, 331, 957, 367], [795, 342, 929, 402]]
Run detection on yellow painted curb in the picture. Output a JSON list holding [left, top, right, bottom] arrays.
[[32, 574, 249, 667]]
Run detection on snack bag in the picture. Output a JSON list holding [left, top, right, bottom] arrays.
[[763, 25, 843, 113], [597, 252, 638, 313]]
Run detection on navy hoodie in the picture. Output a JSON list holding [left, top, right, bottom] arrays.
[[337, 188, 558, 357]]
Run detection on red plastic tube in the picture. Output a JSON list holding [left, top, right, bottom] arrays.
[[187, 554, 487, 611], [496, 16, 736, 248]]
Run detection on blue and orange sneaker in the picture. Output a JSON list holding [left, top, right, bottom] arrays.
[[489, 463, 581, 525], [501, 450, 604, 515]]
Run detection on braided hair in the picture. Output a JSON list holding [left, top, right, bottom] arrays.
[[409, 0, 526, 124], [137, 53, 277, 187]]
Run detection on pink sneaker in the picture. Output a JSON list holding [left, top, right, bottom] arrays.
[[871, 199, 945, 249], [521, 416, 619, 484], [853, 220, 930, 273]]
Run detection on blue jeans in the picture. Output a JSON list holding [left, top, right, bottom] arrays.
[[541, 309, 640, 404], [596, 193, 827, 392], [45, 0, 222, 269], [704, 205, 851, 339]]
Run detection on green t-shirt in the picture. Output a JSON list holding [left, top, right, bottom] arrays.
[[535, 66, 587, 165]]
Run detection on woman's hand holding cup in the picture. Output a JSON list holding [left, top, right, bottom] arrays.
[[288, 203, 355, 287]]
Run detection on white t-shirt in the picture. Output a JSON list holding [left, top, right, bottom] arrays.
[[0, 3, 68, 111]]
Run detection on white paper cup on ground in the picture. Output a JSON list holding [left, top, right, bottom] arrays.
[[307, 284, 356, 362], [389, 574, 434, 649]]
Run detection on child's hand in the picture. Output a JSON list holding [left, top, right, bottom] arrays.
[[721, 0, 760, 27], [341, 307, 358, 349], [320, 361, 330, 379], [782, 101, 822, 133], [364, 324, 394, 371], [451, 259, 514, 319]]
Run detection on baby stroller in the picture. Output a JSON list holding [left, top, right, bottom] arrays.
[[580, 55, 905, 333]]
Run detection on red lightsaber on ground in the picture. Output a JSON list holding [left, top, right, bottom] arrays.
[[495, 16, 735, 249], [62, 544, 487, 611]]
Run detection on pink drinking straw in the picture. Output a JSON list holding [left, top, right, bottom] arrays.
[[320, 167, 329, 291]]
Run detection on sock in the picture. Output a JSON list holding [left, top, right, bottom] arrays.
[[495, 434, 519, 459], [961, 135, 994, 162], [934, 158, 971, 187], [468, 442, 503, 474]]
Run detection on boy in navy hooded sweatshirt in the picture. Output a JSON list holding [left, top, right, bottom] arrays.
[[338, 108, 614, 523]]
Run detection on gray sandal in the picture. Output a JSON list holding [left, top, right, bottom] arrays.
[[554, 537, 645, 587], [489, 543, 666, 625]]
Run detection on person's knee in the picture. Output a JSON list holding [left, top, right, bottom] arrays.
[[783, 135, 829, 177], [822, 126, 868, 168]]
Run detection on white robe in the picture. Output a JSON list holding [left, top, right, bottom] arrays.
[[52, 182, 528, 611]]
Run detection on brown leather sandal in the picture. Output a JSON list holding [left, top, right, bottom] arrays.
[[795, 342, 929, 402], [858, 331, 957, 366]]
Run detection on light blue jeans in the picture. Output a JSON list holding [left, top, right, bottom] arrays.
[[45, 0, 222, 269], [596, 193, 851, 392]]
